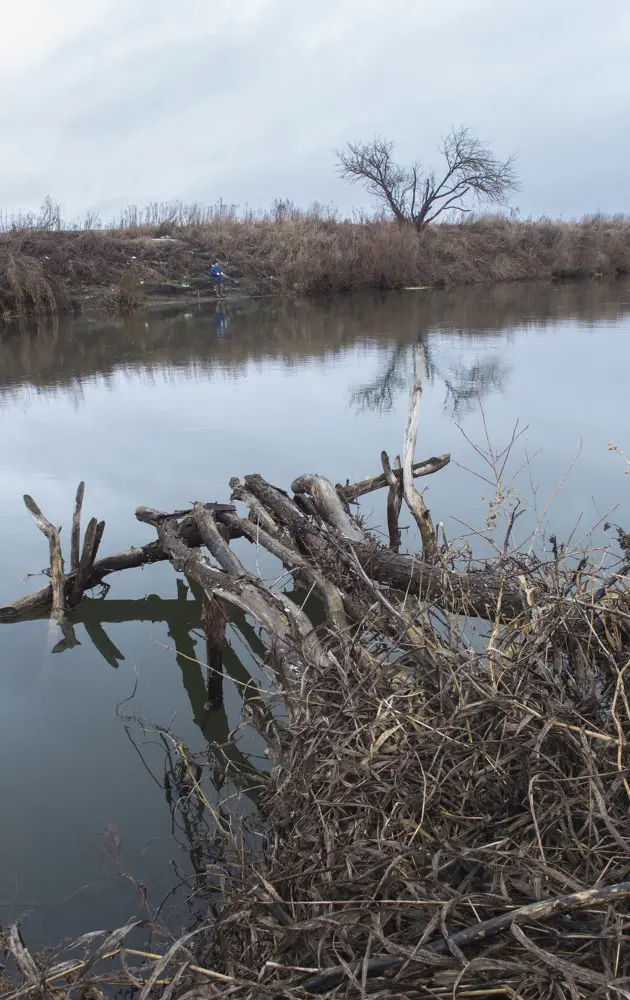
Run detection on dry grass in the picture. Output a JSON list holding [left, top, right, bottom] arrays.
[[189, 538, 630, 997], [0, 248, 68, 320], [1, 202, 630, 317], [102, 268, 146, 314]]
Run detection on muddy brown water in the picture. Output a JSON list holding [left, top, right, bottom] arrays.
[[0, 281, 628, 945]]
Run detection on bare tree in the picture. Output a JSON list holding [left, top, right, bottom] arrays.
[[336, 126, 518, 229]]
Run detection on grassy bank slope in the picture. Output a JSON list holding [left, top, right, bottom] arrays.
[[1, 211, 629, 318]]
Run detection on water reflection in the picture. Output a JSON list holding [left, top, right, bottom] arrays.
[[61, 577, 267, 785], [351, 339, 509, 416], [1, 280, 629, 403]]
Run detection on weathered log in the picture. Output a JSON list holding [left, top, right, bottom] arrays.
[[242, 474, 338, 567], [145, 511, 336, 675], [291, 474, 364, 541], [336, 453, 450, 502], [0, 541, 168, 623], [193, 503, 245, 578], [221, 511, 348, 630], [23, 495, 66, 621], [353, 543, 526, 620], [228, 478, 286, 540]]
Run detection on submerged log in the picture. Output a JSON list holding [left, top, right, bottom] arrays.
[[0, 542, 165, 623], [202, 596, 227, 711]]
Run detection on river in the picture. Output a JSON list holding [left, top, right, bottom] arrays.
[[0, 280, 628, 946]]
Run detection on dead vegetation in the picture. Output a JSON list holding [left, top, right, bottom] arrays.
[[0, 248, 68, 320], [102, 267, 145, 314], [1, 366, 630, 997], [1, 200, 630, 318]]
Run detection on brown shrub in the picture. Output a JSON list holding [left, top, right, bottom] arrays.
[[0, 248, 68, 319], [102, 268, 145, 315]]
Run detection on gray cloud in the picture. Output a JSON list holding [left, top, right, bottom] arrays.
[[2, 0, 629, 221]]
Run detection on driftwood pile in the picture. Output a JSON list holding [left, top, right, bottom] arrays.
[[2, 418, 630, 996]]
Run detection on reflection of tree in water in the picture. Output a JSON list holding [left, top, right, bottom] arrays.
[[349, 345, 409, 413], [351, 337, 509, 418], [426, 347, 508, 418]]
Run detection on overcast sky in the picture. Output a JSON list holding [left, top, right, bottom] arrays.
[[2, 0, 629, 223]]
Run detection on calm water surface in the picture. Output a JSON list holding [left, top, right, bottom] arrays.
[[0, 281, 628, 944]]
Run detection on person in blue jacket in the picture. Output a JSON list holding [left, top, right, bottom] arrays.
[[209, 259, 227, 298]]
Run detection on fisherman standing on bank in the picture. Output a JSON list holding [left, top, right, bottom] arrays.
[[209, 258, 228, 298]]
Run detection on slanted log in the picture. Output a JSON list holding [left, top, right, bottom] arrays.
[[220, 510, 348, 630], [142, 511, 336, 676], [229, 478, 286, 541], [242, 474, 336, 565]]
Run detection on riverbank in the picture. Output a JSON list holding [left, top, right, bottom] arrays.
[[1, 213, 629, 319]]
